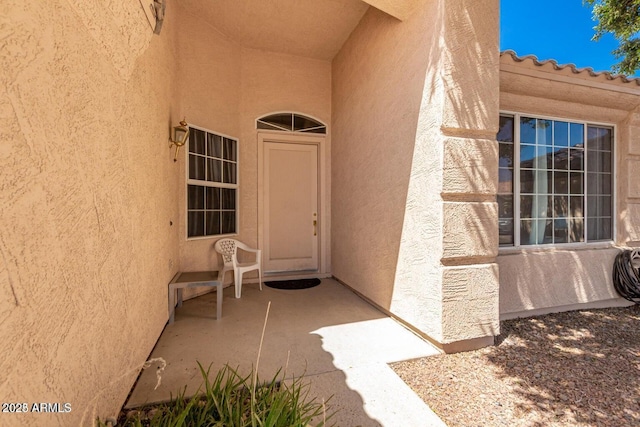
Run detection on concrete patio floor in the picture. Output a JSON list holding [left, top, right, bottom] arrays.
[[125, 278, 446, 426]]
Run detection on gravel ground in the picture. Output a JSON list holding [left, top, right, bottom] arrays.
[[391, 305, 640, 427]]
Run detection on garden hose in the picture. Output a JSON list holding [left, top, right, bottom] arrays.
[[613, 249, 640, 302]]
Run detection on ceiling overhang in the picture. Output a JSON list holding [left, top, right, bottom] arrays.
[[361, 0, 417, 20], [175, 0, 419, 60], [178, 0, 371, 60]]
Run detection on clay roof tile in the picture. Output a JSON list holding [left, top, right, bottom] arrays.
[[500, 49, 640, 86]]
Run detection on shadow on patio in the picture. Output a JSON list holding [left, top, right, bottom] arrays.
[[124, 278, 444, 426]]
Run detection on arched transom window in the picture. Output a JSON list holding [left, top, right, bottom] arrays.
[[257, 113, 326, 134]]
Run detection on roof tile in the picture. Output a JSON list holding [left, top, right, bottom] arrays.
[[500, 49, 640, 86]]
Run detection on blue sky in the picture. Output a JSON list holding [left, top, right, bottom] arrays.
[[500, 0, 637, 76]]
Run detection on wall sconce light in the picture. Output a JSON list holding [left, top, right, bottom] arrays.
[[169, 119, 189, 162], [152, 0, 166, 35], [139, 0, 165, 35]]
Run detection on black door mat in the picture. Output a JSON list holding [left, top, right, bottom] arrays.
[[264, 278, 321, 290]]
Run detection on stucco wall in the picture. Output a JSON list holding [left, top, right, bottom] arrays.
[[621, 108, 640, 245], [498, 78, 638, 316], [332, 0, 500, 346], [239, 47, 332, 274], [499, 248, 627, 317], [174, 6, 241, 275], [1, 1, 179, 424], [175, 5, 332, 278], [438, 0, 500, 346], [332, 1, 445, 339]]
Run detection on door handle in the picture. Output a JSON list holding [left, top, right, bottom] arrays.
[[313, 220, 317, 236]]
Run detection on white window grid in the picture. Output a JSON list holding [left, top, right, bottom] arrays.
[[186, 124, 239, 240], [256, 112, 327, 134], [499, 111, 615, 249]]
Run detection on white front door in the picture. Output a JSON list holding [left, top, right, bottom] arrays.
[[263, 141, 318, 273]]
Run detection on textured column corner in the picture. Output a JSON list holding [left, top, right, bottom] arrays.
[[442, 201, 498, 262], [628, 127, 640, 155], [630, 159, 640, 198], [434, 0, 500, 351], [440, 0, 499, 135], [628, 205, 640, 242], [626, 110, 640, 155], [442, 137, 498, 197], [441, 263, 499, 343]]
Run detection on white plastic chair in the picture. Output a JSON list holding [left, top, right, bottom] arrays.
[[214, 238, 262, 298]]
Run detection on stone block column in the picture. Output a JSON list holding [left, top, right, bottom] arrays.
[[621, 109, 640, 245], [438, 0, 500, 351]]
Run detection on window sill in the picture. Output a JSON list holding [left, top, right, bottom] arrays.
[[498, 241, 619, 256], [186, 233, 238, 242]]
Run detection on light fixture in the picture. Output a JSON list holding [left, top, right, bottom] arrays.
[[152, 0, 165, 35], [169, 119, 189, 162]]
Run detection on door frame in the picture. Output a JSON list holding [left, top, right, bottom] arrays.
[[258, 131, 329, 278]]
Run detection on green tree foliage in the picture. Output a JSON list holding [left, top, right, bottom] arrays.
[[586, 0, 640, 74]]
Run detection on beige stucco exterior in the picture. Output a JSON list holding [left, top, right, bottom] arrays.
[[499, 247, 628, 318], [2, 2, 337, 423], [6, 0, 640, 423], [1, 1, 180, 425], [174, 4, 332, 281], [332, 0, 500, 348], [498, 53, 640, 318]]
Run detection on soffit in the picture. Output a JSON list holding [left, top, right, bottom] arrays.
[[500, 50, 640, 112], [180, 0, 370, 60], [363, 0, 417, 20]]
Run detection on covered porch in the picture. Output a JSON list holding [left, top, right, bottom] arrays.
[[2, 0, 501, 424], [125, 279, 443, 426]]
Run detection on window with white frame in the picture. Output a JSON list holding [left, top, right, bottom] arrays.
[[498, 114, 613, 247], [187, 126, 238, 238], [256, 113, 327, 134]]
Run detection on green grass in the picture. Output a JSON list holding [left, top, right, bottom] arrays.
[[100, 362, 332, 427]]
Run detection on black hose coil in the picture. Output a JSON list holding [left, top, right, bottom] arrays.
[[613, 249, 640, 303]]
